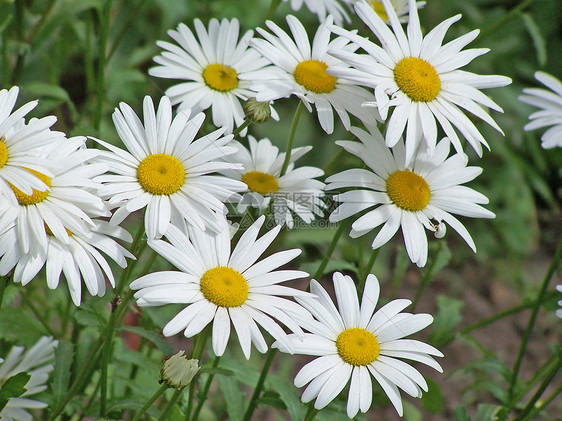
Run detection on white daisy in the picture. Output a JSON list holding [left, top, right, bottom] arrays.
[[130, 215, 312, 359], [282, 0, 352, 26], [0, 86, 66, 204], [519, 71, 562, 149], [221, 136, 325, 228], [246, 15, 380, 134], [357, 0, 426, 23], [329, 0, 511, 164], [93, 95, 246, 239], [0, 136, 109, 256], [149, 18, 274, 135], [0, 218, 134, 305], [0, 336, 57, 421], [326, 125, 494, 267], [274, 272, 443, 417]]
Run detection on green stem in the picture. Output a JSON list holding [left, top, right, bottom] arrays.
[[411, 242, 442, 312], [264, 0, 282, 21], [47, 335, 104, 421], [10, 0, 25, 84], [512, 354, 561, 421], [232, 119, 253, 137], [94, 0, 113, 131], [242, 349, 277, 421], [159, 389, 183, 421], [313, 222, 345, 280], [25, 0, 59, 42], [280, 101, 304, 176], [523, 382, 562, 420], [21, 294, 58, 338], [191, 356, 221, 421], [186, 330, 210, 421], [131, 383, 168, 421], [303, 403, 318, 421], [0, 276, 8, 311], [507, 235, 562, 401], [510, 352, 559, 408], [358, 249, 379, 298], [478, 0, 536, 41]]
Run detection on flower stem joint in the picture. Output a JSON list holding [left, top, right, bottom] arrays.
[[160, 351, 200, 389]]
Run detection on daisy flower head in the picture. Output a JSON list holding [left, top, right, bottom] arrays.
[[130, 215, 312, 359], [221, 136, 325, 228], [282, 0, 352, 26], [358, 0, 426, 23], [0, 136, 109, 257], [149, 18, 274, 135], [0, 86, 66, 205], [519, 71, 562, 149], [0, 336, 57, 421], [246, 15, 380, 134], [329, 0, 512, 164], [94, 95, 246, 239], [274, 272, 443, 417], [0, 218, 134, 305], [326, 125, 494, 267]]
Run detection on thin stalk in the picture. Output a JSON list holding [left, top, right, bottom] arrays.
[[21, 294, 58, 338], [77, 374, 102, 421], [313, 222, 345, 280], [94, 0, 113, 131], [478, 0, 536, 41], [0, 276, 8, 311], [131, 383, 168, 421], [280, 101, 304, 176], [159, 389, 183, 421], [60, 292, 73, 337], [185, 330, 210, 420], [523, 382, 562, 420], [264, 0, 282, 21], [512, 355, 561, 421], [511, 353, 559, 407], [358, 249, 379, 298], [47, 335, 104, 421], [507, 235, 562, 401], [232, 119, 252, 137], [411, 242, 443, 312], [191, 356, 221, 421], [242, 349, 277, 421], [303, 403, 318, 421], [25, 0, 59, 42]]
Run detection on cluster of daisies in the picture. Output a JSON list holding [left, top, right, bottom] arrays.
[[1, 0, 561, 419]]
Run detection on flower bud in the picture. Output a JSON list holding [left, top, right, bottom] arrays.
[[243, 98, 271, 123], [160, 351, 200, 389]]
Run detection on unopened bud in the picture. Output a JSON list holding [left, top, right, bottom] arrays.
[[433, 221, 446, 238], [243, 98, 272, 123], [160, 351, 200, 389]]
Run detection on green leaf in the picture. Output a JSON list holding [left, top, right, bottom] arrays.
[[0, 372, 31, 412], [0, 307, 47, 345], [403, 401, 423, 421], [455, 406, 472, 421], [475, 404, 508, 421], [117, 326, 173, 355], [219, 357, 260, 386], [429, 295, 464, 347], [217, 374, 244, 421], [259, 390, 286, 410], [421, 378, 444, 414], [521, 13, 547, 66], [51, 340, 74, 408], [300, 259, 357, 276], [268, 374, 305, 420]]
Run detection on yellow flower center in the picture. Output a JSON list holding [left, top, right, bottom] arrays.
[[45, 223, 72, 237], [393, 57, 441, 102], [200, 266, 249, 308], [386, 170, 431, 211], [202, 64, 239, 92], [0, 138, 8, 168], [293, 60, 337, 94], [137, 153, 186, 195], [370, 1, 389, 21], [241, 171, 279, 195], [9, 168, 51, 206], [336, 328, 380, 366]]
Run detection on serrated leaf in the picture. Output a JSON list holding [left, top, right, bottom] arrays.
[[421, 378, 444, 414], [429, 295, 464, 347], [51, 340, 74, 407], [475, 404, 508, 421], [268, 375, 305, 420], [0, 307, 47, 344], [217, 374, 244, 421], [117, 326, 173, 355], [0, 372, 31, 412]]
